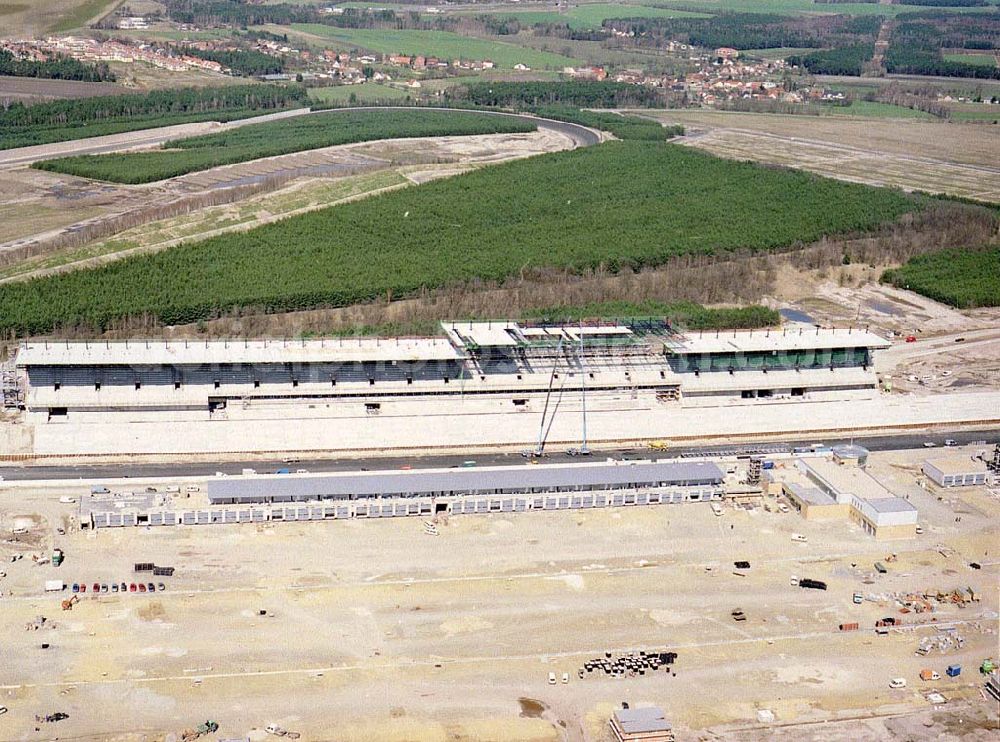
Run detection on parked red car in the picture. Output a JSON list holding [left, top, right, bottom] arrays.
[[92, 582, 100, 592], [129, 583, 137, 592], [905, 335, 917, 343], [138, 583, 146, 593]]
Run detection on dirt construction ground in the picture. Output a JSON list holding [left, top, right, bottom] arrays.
[[638, 111, 1000, 203], [1, 449, 997, 741]]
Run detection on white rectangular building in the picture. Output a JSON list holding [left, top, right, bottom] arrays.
[[922, 457, 991, 488]]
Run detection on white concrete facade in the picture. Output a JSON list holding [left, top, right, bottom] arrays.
[[922, 457, 991, 487]]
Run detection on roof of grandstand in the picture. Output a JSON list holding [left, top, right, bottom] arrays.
[[15, 338, 461, 366], [665, 327, 889, 355]]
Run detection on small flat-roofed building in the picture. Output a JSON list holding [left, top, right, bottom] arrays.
[[610, 706, 674, 742], [782, 480, 848, 520], [833, 444, 869, 467], [922, 457, 991, 488], [799, 458, 917, 539]]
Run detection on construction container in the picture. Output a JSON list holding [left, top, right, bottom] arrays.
[[839, 623, 859, 632], [947, 664, 961, 677], [44, 580, 64, 592], [799, 578, 827, 590]]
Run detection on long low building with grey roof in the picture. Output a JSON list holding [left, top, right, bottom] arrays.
[[207, 460, 726, 505], [79, 461, 726, 528]]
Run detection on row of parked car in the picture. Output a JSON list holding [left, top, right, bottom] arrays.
[[71, 581, 165, 594]]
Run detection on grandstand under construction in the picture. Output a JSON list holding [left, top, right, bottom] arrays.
[[8, 319, 993, 457]]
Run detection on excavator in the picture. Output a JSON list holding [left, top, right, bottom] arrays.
[[61, 595, 79, 611], [180, 721, 219, 741]]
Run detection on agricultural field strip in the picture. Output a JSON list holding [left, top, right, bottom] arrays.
[[0, 141, 918, 334], [681, 127, 1000, 177], [30, 107, 602, 183], [680, 128, 1000, 201], [0, 107, 313, 169], [0, 122, 582, 280], [0, 172, 416, 284], [882, 247, 1000, 309], [285, 23, 581, 68]]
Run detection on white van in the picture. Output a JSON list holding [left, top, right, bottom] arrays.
[[711, 503, 724, 517], [184, 485, 200, 493], [791, 533, 808, 543], [164, 486, 180, 493], [889, 678, 907, 689]]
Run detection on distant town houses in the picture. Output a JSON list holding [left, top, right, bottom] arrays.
[[117, 17, 149, 30], [4, 37, 230, 74], [564, 66, 607, 81]]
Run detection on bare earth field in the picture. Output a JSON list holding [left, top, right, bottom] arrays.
[[0, 449, 997, 741], [765, 263, 1000, 395], [638, 111, 1000, 202], [0, 75, 125, 103]]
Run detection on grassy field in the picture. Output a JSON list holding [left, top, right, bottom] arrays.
[[745, 47, 818, 60], [287, 24, 581, 68], [0, 141, 919, 334], [827, 100, 934, 120], [947, 107, 1000, 122], [458, 4, 709, 29], [644, 0, 1000, 17], [48, 0, 119, 32], [943, 53, 998, 68], [308, 83, 414, 104], [34, 109, 537, 183], [882, 247, 1000, 308]]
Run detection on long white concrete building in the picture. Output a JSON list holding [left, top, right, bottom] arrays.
[[4, 320, 996, 457]]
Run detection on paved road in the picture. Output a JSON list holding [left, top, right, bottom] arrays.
[[0, 428, 994, 482], [0, 106, 600, 169]]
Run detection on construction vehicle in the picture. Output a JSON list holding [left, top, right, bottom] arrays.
[[61, 595, 79, 611], [799, 578, 827, 591], [648, 440, 670, 450], [180, 721, 218, 741], [981, 659, 996, 674], [920, 669, 941, 681], [731, 608, 747, 622], [52, 549, 64, 567]]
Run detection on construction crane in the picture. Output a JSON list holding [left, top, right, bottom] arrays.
[[533, 336, 564, 457]]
